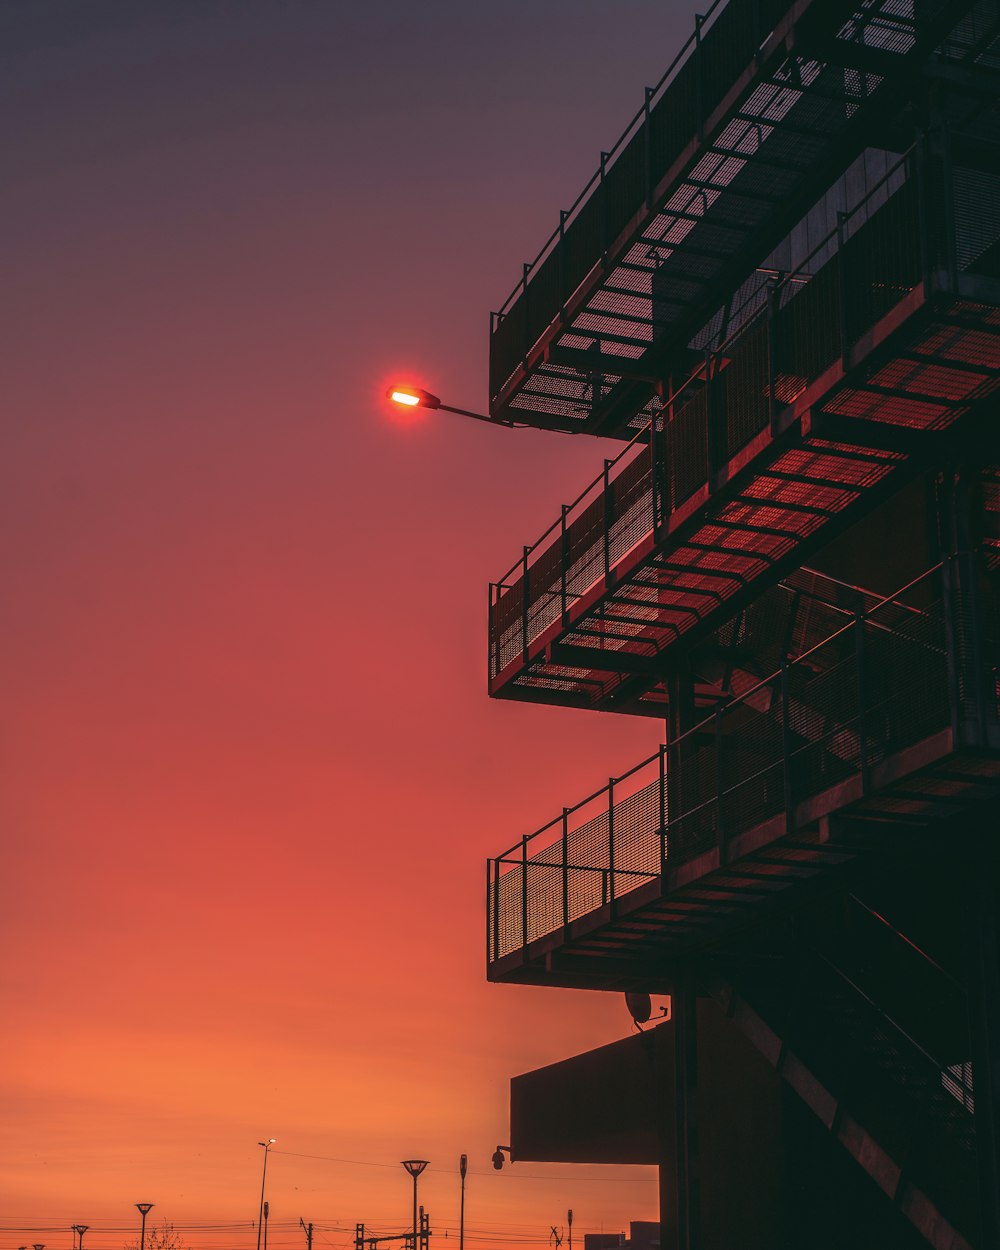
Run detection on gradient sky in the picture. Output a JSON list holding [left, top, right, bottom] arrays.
[[3, 4, 701, 1248]]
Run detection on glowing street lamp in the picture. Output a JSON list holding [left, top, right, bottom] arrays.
[[386, 385, 514, 427], [73, 1226, 88, 1250]]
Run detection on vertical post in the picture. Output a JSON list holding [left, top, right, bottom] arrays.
[[695, 13, 706, 141], [522, 262, 531, 363], [562, 808, 570, 929], [673, 981, 700, 1250], [767, 277, 781, 436], [561, 505, 570, 623], [521, 546, 530, 660], [940, 122, 958, 290], [603, 460, 613, 577], [855, 612, 870, 795], [967, 836, 1000, 1250], [460, 1155, 468, 1250], [559, 209, 569, 316], [914, 134, 931, 295], [608, 775, 616, 912], [355, 1226, 364, 1250], [600, 151, 609, 262], [487, 860, 495, 965], [715, 707, 727, 865], [836, 210, 850, 363], [780, 660, 795, 834], [659, 742, 668, 876], [488, 583, 496, 680], [492, 859, 501, 964], [521, 835, 529, 951]]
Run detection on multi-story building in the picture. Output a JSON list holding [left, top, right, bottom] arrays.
[[480, 1, 1000, 1248]]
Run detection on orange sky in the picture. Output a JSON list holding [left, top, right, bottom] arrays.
[[3, 4, 701, 1247]]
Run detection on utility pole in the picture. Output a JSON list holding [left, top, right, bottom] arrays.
[[299, 1218, 313, 1250], [459, 1154, 467, 1250], [568, 1210, 573, 1250]]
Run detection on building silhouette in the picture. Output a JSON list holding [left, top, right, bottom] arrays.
[[481, 1, 1000, 1248]]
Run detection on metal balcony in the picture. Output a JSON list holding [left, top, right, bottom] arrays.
[[488, 134, 1000, 715], [486, 563, 1000, 990], [488, 0, 996, 437]]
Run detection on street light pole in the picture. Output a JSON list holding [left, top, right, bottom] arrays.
[[400, 1160, 429, 1250], [136, 1202, 154, 1250], [459, 1155, 467, 1250], [73, 1226, 88, 1250], [257, 1139, 276, 1250]]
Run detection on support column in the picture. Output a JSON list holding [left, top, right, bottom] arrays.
[[937, 464, 993, 748], [660, 983, 700, 1250], [968, 835, 1000, 1250]]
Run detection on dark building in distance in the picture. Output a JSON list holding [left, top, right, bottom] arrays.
[[481, 1, 1000, 1248]]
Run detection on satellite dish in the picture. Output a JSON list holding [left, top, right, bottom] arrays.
[[625, 992, 652, 1027]]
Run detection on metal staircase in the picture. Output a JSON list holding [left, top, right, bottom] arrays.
[[716, 901, 978, 1250]]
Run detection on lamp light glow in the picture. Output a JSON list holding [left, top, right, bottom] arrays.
[[387, 385, 441, 410]]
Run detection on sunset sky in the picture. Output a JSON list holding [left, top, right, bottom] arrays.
[[3, 4, 701, 1247]]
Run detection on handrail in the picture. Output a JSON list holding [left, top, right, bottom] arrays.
[[492, 139, 917, 595], [492, 0, 740, 321], [670, 562, 942, 755], [492, 563, 942, 864], [848, 893, 963, 989], [815, 949, 952, 1075]]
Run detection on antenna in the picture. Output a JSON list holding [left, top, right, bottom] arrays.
[[625, 991, 652, 1029]]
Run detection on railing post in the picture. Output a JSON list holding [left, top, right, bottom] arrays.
[[492, 859, 501, 964], [659, 742, 668, 877], [836, 210, 850, 364], [600, 150, 609, 264], [781, 660, 796, 834], [488, 583, 496, 680], [705, 350, 725, 487], [559, 209, 569, 320], [855, 612, 870, 795], [608, 775, 616, 913], [562, 808, 570, 930], [603, 460, 613, 577], [561, 505, 570, 623], [521, 836, 529, 952], [715, 707, 727, 866], [644, 86, 654, 212], [695, 12, 706, 142], [521, 546, 530, 660], [767, 277, 781, 436], [522, 262, 531, 364]]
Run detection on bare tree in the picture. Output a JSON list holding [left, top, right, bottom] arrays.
[[124, 1222, 192, 1250]]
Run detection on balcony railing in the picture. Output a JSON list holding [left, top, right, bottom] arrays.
[[488, 565, 951, 964], [489, 132, 1000, 688], [488, 0, 981, 430]]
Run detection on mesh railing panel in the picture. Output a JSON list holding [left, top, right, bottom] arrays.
[[489, 150, 941, 681], [490, 569, 956, 963]]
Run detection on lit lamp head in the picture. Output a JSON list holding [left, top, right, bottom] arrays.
[[401, 1159, 429, 1179], [387, 385, 441, 411]]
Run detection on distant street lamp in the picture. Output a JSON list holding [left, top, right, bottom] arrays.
[[401, 1160, 429, 1250], [136, 1202, 155, 1250], [73, 1226, 88, 1250], [256, 1139, 276, 1250], [386, 385, 514, 427], [33, 1242, 45, 1250]]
